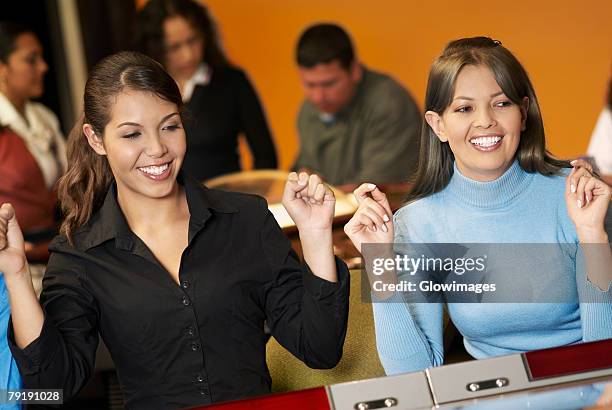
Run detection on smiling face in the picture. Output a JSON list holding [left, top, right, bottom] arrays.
[[426, 64, 528, 181], [0, 32, 48, 104], [84, 90, 186, 203], [163, 15, 204, 83]]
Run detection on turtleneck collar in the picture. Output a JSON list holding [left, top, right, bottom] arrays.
[[446, 160, 534, 209]]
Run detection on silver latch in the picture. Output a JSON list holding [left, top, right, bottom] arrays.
[[466, 377, 509, 392], [354, 397, 398, 409]]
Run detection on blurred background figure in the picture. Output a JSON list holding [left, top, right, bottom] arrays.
[[0, 21, 66, 296], [135, 0, 278, 182], [587, 75, 612, 182], [293, 23, 421, 186]]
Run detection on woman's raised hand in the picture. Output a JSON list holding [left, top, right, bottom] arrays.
[[0, 203, 28, 278], [566, 159, 611, 241], [282, 172, 335, 232], [344, 183, 394, 253]]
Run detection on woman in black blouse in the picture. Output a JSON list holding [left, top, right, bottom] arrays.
[[0, 51, 348, 409], [135, 0, 278, 181]]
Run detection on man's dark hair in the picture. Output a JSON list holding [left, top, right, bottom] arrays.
[[296, 23, 355, 70]]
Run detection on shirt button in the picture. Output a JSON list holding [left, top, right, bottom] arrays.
[[181, 280, 190, 289], [182, 296, 191, 306], [196, 374, 204, 383], [186, 326, 196, 336], [191, 342, 200, 351], [200, 389, 208, 396]]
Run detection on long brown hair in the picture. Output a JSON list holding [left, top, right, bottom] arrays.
[[407, 37, 569, 204], [57, 51, 183, 243]]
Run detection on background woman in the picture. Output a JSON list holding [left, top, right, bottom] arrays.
[[0, 21, 66, 295], [345, 37, 611, 375], [0, 20, 67, 408], [135, 0, 277, 181], [0, 51, 348, 409]]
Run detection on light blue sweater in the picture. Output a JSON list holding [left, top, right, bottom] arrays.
[[374, 160, 612, 375]]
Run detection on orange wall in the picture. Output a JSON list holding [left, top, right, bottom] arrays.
[[199, 1, 611, 170]]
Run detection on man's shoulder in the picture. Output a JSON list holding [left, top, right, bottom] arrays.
[[359, 67, 417, 113], [362, 68, 409, 98]]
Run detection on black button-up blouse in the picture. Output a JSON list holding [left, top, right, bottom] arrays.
[[9, 174, 350, 409]]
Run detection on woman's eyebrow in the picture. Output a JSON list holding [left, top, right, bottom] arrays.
[[453, 91, 505, 101], [158, 112, 179, 126], [117, 121, 140, 128], [116, 113, 179, 129]]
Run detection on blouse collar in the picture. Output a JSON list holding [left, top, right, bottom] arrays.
[[181, 63, 211, 102]]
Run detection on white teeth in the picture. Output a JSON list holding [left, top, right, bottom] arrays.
[[139, 163, 169, 175], [471, 136, 502, 147]]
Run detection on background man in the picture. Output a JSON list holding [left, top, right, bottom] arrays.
[[293, 23, 421, 185]]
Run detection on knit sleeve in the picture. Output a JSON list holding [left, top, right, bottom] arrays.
[[556, 178, 612, 342], [575, 246, 612, 342], [371, 211, 444, 375]]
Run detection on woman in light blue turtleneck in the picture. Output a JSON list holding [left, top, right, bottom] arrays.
[[344, 37, 612, 375]]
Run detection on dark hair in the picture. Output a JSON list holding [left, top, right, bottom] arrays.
[[296, 23, 355, 70], [406, 36, 569, 204], [0, 21, 34, 62], [57, 51, 183, 243], [134, 0, 227, 70]]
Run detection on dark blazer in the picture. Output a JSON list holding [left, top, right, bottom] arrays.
[[183, 66, 277, 181]]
